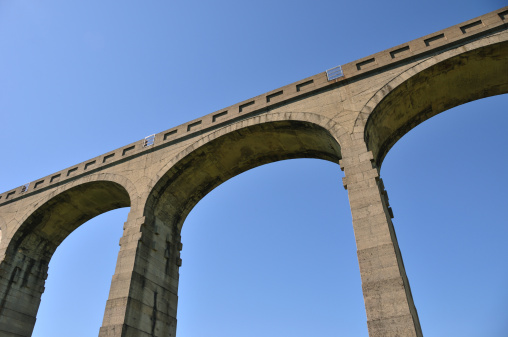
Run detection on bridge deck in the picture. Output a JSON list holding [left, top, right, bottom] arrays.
[[1, 7, 506, 205]]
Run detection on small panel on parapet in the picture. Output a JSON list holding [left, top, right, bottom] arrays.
[[326, 65, 344, 81], [143, 134, 155, 147]]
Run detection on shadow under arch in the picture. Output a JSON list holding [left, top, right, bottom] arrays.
[[0, 180, 131, 337], [145, 117, 342, 230], [363, 39, 508, 168]]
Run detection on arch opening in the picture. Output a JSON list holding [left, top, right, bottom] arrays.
[[177, 158, 368, 336], [117, 118, 345, 335], [32, 208, 129, 337], [0, 180, 131, 337], [364, 41, 508, 168], [380, 95, 508, 336], [146, 119, 342, 231], [8, 181, 130, 259]]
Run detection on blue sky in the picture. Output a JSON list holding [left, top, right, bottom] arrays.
[[0, 1, 507, 336]]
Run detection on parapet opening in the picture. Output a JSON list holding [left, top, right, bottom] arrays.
[[212, 111, 228, 122], [187, 121, 202, 132], [296, 80, 313, 92], [239, 101, 255, 113]]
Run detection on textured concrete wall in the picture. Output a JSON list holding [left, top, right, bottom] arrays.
[[0, 7, 506, 337]]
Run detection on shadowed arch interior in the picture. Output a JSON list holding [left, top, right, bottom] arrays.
[[146, 120, 342, 230], [9, 181, 130, 258], [0, 181, 130, 336], [364, 41, 508, 167]]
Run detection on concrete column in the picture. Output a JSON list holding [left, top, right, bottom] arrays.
[[0, 250, 48, 336], [340, 142, 422, 337], [99, 214, 181, 337]]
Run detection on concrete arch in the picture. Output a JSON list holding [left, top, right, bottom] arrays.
[[0, 215, 5, 249], [96, 113, 346, 336], [360, 34, 508, 167], [5, 172, 137, 255], [0, 174, 134, 337], [120, 114, 344, 335], [151, 111, 346, 185], [144, 112, 343, 229]]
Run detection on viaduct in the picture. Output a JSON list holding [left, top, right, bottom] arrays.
[[0, 7, 507, 337]]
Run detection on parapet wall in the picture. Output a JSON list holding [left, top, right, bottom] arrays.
[[1, 7, 506, 206]]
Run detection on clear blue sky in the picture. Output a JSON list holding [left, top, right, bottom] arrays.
[[1, 1, 507, 336]]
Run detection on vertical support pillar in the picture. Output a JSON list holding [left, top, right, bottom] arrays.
[[99, 213, 182, 337], [0, 249, 49, 336], [340, 143, 422, 337]]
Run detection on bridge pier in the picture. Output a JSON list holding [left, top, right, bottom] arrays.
[[100, 214, 180, 337], [341, 141, 423, 337], [0, 245, 49, 336]]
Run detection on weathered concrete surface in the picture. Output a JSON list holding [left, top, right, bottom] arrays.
[[0, 7, 507, 337]]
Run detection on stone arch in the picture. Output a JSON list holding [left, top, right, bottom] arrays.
[[1, 173, 137, 257], [359, 34, 508, 167], [0, 215, 5, 249], [0, 174, 134, 337], [144, 112, 343, 230], [101, 113, 346, 336]]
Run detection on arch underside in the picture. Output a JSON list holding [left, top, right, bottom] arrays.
[[147, 120, 342, 229], [0, 181, 130, 337], [9, 181, 130, 260], [365, 41, 508, 167]]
